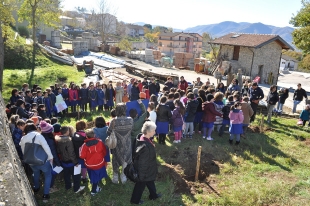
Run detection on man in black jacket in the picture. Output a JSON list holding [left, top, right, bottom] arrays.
[[249, 82, 264, 122], [148, 77, 158, 96], [293, 83, 307, 113]]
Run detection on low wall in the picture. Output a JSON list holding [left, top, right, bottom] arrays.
[[0, 94, 37, 206]]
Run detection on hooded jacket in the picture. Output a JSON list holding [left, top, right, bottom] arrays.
[[202, 102, 222, 123], [79, 138, 106, 170], [72, 131, 86, 159], [55, 135, 78, 165], [171, 107, 183, 127], [156, 104, 172, 122], [184, 99, 199, 122]]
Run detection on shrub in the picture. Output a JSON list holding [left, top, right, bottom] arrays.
[[18, 26, 30, 38]]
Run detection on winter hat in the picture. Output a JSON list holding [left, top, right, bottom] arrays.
[[53, 123, 61, 133], [40, 121, 54, 133]]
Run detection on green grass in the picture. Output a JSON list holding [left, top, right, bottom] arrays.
[[2, 64, 84, 102], [32, 115, 310, 206]]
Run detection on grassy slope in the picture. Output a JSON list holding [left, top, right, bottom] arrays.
[[33, 115, 310, 206]]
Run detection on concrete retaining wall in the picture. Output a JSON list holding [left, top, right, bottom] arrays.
[[0, 93, 37, 206]]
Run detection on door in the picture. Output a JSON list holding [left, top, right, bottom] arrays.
[[233, 46, 240, 60], [258, 65, 263, 77]]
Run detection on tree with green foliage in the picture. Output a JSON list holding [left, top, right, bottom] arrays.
[[118, 38, 132, 52], [0, 0, 16, 92], [18, 0, 61, 71], [143, 24, 152, 30], [290, 0, 310, 54]]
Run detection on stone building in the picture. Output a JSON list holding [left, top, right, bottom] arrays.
[[210, 33, 293, 85]]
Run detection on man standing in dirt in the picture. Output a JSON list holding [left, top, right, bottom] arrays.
[[249, 82, 264, 122], [193, 77, 203, 89], [292, 83, 307, 114]]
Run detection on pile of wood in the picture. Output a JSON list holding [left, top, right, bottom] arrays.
[[59, 49, 74, 55], [109, 46, 120, 55], [174, 52, 194, 69], [152, 50, 161, 60]]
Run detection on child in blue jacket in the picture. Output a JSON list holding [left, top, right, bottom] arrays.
[[96, 84, 105, 111], [12, 119, 26, 160], [299, 105, 310, 126]]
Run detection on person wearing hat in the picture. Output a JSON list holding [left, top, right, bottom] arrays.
[[292, 83, 307, 114], [178, 76, 188, 91], [249, 82, 264, 122], [40, 121, 61, 193], [53, 123, 62, 136]]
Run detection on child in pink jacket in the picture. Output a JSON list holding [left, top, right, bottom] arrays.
[[229, 102, 244, 145]]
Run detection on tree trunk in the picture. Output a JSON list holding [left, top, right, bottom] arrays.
[[32, 9, 36, 71], [0, 23, 4, 92]]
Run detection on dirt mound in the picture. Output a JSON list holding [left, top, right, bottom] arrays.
[[159, 148, 221, 195]]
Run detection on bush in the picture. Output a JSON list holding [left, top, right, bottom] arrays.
[[18, 26, 30, 38]]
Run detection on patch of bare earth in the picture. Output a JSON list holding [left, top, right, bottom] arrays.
[[158, 148, 224, 196]]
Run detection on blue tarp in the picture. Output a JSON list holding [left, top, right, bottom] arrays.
[[80, 51, 125, 65]]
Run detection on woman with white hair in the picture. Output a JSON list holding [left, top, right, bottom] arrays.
[[130, 121, 161, 204]]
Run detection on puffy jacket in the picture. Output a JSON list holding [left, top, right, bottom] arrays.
[[184, 99, 199, 122], [279, 91, 289, 104], [55, 135, 78, 165], [156, 104, 172, 122], [134, 134, 157, 182], [171, 107, 183, 127], [213, 100, 224, 125], [165, 100, 175, 111], [249, 87, 264, 102], [12, 127, 23, 160], [266, 91, 279, 105], [149, 83, 160, 96], [300, 109, 310, 121], [72, 131, 86, 159], [79, 138, 106, 170], [94, 127, 108, 142], [229, 109, 244, 124], [68, 89, 79, 101], [202, 102, 222, 123]]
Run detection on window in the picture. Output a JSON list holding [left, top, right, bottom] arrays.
[[170, 37, 172, 40], [159, 42, 162, 46]]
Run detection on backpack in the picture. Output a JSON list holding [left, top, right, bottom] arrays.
[[124, 137, 140, 182]]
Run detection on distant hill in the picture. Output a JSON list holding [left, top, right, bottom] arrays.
[[184, 21, 294, 47], [133, 21, 294, 47]]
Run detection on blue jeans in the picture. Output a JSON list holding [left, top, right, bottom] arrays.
[[31, 161, 52, 195], [277, 102, 283, 112], [230, 134, 241, 142], [219, 123, 229, 136], [293, 100, 301, 113]]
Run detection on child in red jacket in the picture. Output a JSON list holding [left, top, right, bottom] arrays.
[[202, 94, 222, 140], [79, 128, 107, 196]]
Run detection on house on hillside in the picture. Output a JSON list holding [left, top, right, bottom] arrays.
[[280, 54, 298, 71], [125, 24, 145, 37], [210, 33, 293, 85], [158, 31, 203, 57]]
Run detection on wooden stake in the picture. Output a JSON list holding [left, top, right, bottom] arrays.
[[260, 115, 265, 133], [195, 146, 202, 182]]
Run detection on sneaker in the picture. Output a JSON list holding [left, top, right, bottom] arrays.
[[120, 173, 127, 184], [112, 173, 119, 184], [178, 140, 181, 143], [42, 194, 50, 203], [202, 136, 206, 139], [206, 137, 213, 141], [173, 140, 179, 143], [91, 187, 102, 196], [49, 187, 59, 193], [75, 186, 85, 193]]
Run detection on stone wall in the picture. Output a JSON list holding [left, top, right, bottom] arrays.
[[219, 41, 282, 84], [0, 94, 37, 206]]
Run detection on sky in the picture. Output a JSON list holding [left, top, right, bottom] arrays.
[[61, 0, 302, 29]]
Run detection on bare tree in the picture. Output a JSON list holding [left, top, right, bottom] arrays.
[[88, 0, 117, 43]]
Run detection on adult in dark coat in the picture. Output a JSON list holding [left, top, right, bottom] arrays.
[[16, 99, 31, 119], [79, 83, 89, 111], [249, 82, 264, 122], [266, 85, 279, 123], [277, 88, 289, 112], [148, 78, 158, 96], [131, 82, 140, 101], [292, 83, 307, 113], [130, 122, 161, 205]]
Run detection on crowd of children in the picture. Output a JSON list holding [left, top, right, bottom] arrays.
[[8, 76, 306, 203]]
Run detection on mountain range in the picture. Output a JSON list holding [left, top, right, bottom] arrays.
[[134, 21, 294, 47]]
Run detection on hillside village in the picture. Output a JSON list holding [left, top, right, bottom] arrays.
[[1, 1, 310, 206]]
